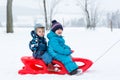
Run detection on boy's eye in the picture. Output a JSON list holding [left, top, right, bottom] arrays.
[[39, 31, 41, 33], [39, 31, 44, 33]]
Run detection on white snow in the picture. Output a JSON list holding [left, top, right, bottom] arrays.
[[0, 27, 120, 80]]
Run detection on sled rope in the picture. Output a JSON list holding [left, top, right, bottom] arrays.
[[94, 39, 120, 63]]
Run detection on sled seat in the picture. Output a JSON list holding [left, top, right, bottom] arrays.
[[18, 56, 67, 74], [72, 58, 93, 72], [18, 56, 93, 75]]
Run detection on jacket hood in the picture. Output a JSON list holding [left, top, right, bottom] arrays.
[[31, 30, 37, 38], [31, 30, 44, 39]]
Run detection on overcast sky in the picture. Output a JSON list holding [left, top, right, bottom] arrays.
[[0, 0, 120, 25], [1, 0, 120, 11], [99, 0, 120, 11]]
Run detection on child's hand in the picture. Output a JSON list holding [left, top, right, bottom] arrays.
[[31, 38, 39, 47], [71, 50, 74, 53]]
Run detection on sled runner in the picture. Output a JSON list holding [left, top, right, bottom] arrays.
[[18, 56, 93, 75]]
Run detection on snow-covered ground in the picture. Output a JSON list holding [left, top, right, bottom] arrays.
[[0, 27, 120, 80]]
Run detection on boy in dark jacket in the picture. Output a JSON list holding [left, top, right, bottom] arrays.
[[29, 24, 54, 71]]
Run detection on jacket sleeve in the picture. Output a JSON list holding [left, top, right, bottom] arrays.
[[63, 45, 71, 50], [50, 38, 72, 55], [29, 38, 39, 52]]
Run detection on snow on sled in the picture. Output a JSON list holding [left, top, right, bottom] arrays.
[[18, 56, 93, 75]]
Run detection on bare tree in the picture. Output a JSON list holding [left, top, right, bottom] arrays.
[[43, 0, 49, 30], [77, 0, 99, 29], [107, 10, 120, 31], [49, 0, 61, 28], [113, 10, 120, 28], [84, 0, 90, 28], [106, 13, 112, 31], [89, 4, 98, 29], [0, 22, 2, 27], [6, 0, 13, 33], [42, 0, 61, 30]]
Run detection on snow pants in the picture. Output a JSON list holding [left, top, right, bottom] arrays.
[[54, 54, 78, 73]]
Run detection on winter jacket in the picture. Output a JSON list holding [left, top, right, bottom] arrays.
[[29, 30, 47, 54], [47, 31, 78, 73], [29, 30, 52, 64], [47, 31, 72, 57]]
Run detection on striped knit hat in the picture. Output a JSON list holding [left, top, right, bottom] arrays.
[[51, 20, 63, 32]]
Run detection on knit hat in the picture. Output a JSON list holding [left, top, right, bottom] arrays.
[[51, 20, 63, 32], [34, 23, 45, 31]]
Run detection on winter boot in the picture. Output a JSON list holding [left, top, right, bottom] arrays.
[[69, 68, 78, 75], [47, 63, 55, 72]]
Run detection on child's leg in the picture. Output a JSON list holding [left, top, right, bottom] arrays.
[[54, 55, 78, 73], [32, 51, 42, 59], [41, 52, 55, 71], [47, 63, 55, 71], [41, 52, 52, 64]]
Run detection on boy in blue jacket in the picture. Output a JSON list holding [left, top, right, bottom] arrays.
[[47, 20, 79, 75], [29, 24, 55, 71]]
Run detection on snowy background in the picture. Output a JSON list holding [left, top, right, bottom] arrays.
[[1, 0, 120, 80], [0, 27, 120, 80], [1, 0, 120, 27]]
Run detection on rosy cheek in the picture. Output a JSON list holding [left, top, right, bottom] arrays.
[[58, 32, 62, 34]]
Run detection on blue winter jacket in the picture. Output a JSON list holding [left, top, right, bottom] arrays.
[[47, 31, 72, 58], [47, 31, 78, 73]]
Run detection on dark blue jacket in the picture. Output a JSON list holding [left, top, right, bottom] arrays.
[[29, 30, 47, 58]]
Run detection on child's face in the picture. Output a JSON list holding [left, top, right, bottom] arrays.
[[55, 29, 63, 36], [36, 28, 45, 37]]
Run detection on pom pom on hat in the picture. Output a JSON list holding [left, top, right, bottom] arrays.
[[51, 20, 63, 32]]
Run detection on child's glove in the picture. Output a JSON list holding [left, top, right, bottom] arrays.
[[33, 38, 39, 46], [71, 50, 75, 53], [66, 49, 74, 55], [29, 38, 39, 51]]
